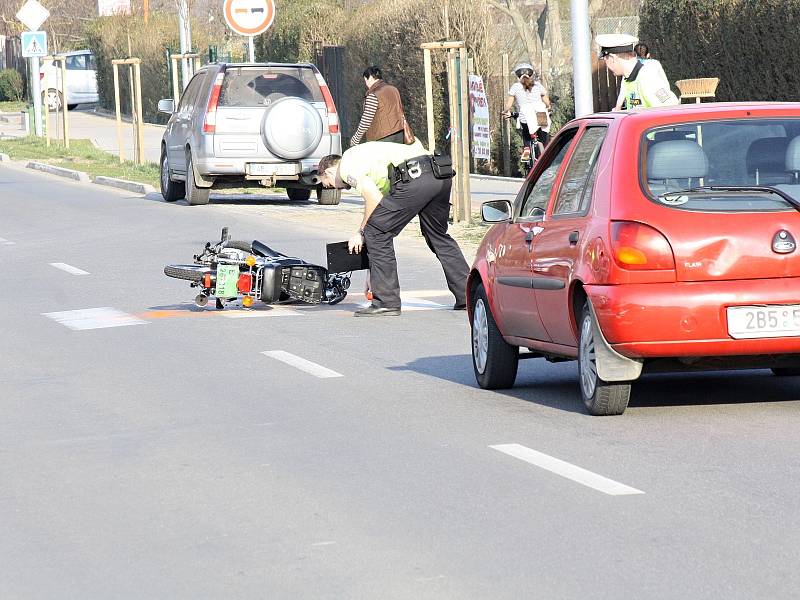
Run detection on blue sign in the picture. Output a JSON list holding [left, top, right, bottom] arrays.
[[21, 31, 47, 57]]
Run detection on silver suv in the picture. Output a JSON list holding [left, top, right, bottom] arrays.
[[158, 62, 342, 206]]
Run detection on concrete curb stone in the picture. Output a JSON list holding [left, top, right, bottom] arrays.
[[94, 175, 155, 195], [26, 161, 91, 182]]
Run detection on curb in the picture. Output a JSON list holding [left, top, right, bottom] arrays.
[[26, 161, 91, 182], [94, 175, 155, 194]]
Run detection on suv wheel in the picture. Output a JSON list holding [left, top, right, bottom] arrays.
[[286, 188, 311, 202], [578, 301, 631, 415], [43, 89, 62, 112], [185, 152, 209, 206], [160, 148, 185, 202], [317, 188, 341, 205]]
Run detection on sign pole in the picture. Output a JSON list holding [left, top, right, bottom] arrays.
[[31, 56, 42, 136], [248, 36, 255, 62]]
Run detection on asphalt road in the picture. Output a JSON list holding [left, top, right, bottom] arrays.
[[2, 164, 800, 599]]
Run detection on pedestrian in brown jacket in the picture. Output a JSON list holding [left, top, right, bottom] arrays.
[[350, 66, 405, 146]]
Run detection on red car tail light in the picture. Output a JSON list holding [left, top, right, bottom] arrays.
[[314, 70, 340, 134], [237, 273, 253, 293], [202, 72, 225, 134], [611, 221, 675, 270]]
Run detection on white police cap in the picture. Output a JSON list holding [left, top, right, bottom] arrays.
[[595, 33, 638, 58]]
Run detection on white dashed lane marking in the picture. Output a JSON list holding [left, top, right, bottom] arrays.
[[43, 307, 148, 331], [0, 237, 15, 245], [49, 262, 90, 275], [490, 443, 645, 496], [261, 350, 343, 379]]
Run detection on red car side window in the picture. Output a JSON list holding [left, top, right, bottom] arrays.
[[552, 126, 608, 216], [518, 129, 578, 219]]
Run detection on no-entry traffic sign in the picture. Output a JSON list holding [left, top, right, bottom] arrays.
[[223, 0, 275, 37]]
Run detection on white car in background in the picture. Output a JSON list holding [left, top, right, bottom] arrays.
[[40, 49, 100, 111]]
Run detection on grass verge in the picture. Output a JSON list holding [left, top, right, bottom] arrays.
[[0, 136, 159, 188], [0, 101, 26, 112]]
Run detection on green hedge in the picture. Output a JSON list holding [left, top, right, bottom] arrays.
[[640, 0, 800, 102], [86, 15, 213, 123], [0, 69, 24, 102]]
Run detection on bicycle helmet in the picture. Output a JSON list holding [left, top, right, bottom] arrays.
[[513, 62, 535, 79]]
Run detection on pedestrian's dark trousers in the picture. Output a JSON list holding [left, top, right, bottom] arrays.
[[363, 165, 469, 309]]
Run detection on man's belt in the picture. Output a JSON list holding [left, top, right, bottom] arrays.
[[390, 155, 434, 184]]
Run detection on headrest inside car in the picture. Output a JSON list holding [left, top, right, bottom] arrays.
[[647, 140, 709, 180], [785, 137, 800, 172], [746, 137, 789, 175]]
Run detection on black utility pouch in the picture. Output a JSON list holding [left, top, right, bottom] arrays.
[[431, 153, 456, 179]]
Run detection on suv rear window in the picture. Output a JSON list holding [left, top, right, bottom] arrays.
[[642, 118, 800, 212], [218, 67, 323, 107]]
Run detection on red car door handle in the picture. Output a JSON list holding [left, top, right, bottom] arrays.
[[568, 231, 579, 245]]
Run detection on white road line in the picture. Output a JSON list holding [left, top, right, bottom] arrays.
[[43, 307, 148, 331], [0, 237, 15, 245], [49, 262, 90, 275], [490, 443, 645, 496], [261, 350, 343, 379]]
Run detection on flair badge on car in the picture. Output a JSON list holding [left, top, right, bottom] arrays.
[[772, 230, 796, 254]]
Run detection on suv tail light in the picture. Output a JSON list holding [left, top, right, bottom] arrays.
[[314, 71, 339, 134], [611, 221, 675, 270], [202, 72, 224, 134]]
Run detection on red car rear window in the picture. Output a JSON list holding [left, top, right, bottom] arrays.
[[642, 118, 800, 212]]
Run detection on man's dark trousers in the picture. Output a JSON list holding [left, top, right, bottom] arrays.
[[363, 165, 469, 309]]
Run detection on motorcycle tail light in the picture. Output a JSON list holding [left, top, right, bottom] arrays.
[[242, 296, 254, 308], [237, 273, 253, 293], [611, 221, 675, 270], [245, 255, 256, 267], [203, 273, 212, 288]]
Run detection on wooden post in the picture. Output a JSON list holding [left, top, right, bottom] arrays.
[[113, 63, 123, 162], [502, 53, 510, 177], [171, 57, 180, 105], [423, 48, 435, 152], [60, 57, 69, 149], [134, 61, 145, 165], [447, 50, 461, 222], [43, 58, 51, 147], [458, 46, 471, 223], [129, 63, 138, 163]]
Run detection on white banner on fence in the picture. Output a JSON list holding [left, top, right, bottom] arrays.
[[98, 0, 130, 16], [468, 75, 490, 161]]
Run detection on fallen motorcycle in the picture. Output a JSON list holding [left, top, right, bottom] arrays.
[[164, 228, 350, 308]]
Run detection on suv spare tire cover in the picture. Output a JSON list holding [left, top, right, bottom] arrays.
[[261, 97, 324, 160]]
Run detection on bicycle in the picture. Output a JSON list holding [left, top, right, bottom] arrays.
[[503, 110, 546, 174]]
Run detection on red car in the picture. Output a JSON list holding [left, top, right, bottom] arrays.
[[469, 102, 800, 415]]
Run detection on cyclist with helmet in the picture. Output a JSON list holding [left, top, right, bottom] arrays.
[[502, 63, 551, 163]]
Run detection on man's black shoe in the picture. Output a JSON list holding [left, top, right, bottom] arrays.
[[354, 305, 401, 317], [453, 302, 467, 310]]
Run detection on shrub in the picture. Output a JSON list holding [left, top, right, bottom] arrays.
[[85, 14, 213, 122], [0, 69, 24, 102], [640, 0, 800, 102]]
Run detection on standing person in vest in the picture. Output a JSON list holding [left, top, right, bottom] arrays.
[[597, 33, 679, 110], [350, 66, 406, 146]]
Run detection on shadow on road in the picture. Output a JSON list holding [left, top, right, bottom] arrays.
[[393, 354, 800, 414], [141, 191, 311, 206]]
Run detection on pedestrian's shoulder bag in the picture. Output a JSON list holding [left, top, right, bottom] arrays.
[[431, 151, 456, 179]]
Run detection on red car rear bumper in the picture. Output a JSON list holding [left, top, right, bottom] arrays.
[[587, 278, 800, 358]]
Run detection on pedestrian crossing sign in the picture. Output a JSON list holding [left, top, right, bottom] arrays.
[[21, 31, 47, 57]]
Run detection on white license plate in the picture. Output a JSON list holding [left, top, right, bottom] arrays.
[[248, 163, 298, 176], [727, 304, 800, 339]]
